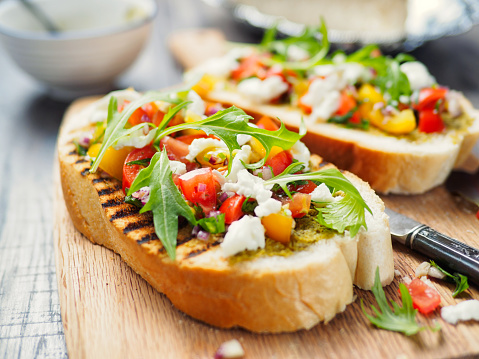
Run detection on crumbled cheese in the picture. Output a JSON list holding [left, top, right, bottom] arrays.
[[187, 90, 205, 116], [441, 300, 479, 324], [226, 145, 252, 183], [236, 134, 251, 146], [212, 169, 226, 187], [402, 276, 412, 285], [301, 75, 342, 122], [338, 62, 366, 86], [237, 76, 289, 104], [112, 125, 157, 150], [290, 141, 311, 171], [223, 169, 281, 217], [394, 269, 401, 277], [221, 216, 265, 257], [169, 160, 186, 175], [186, 138, 228, 162], [446, 90, 463, 118], [400, 61, 436, 91], [428, 266, 446, 280], [214, 339, 245, 359], [287, 44, 310, 61], [420, 276, 436, 290], [415, 262, 431, 278], [311, 64, 336, 77], [310, 183, 335, 202]]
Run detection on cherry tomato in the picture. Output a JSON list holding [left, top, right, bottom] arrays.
[[336, 90, 357, 116], [265, 150, 293, 176], [404, 278, 441, 315], [122, 146, 157, 192], [256, 116, 280, 131], [413, 87, 448, 111], [178, 167, 217, 215], [231, 54, 268, 81], [219, 194, 246, 224], [281, 193, 311, 218], [119, 101, 164, 127], [418, 109, 445, 133], [288, 180, 318, 194], [175, 134, 217, 145]]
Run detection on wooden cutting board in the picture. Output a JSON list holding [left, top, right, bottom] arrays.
[[53, 34, 479, 359]]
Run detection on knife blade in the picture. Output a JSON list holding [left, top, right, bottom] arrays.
[[385, 207, 479, 285]]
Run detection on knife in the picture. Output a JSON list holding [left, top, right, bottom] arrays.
[[385, 208, 479, 285]]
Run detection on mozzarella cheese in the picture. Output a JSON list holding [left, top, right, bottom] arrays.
[[310, 183, 335, 202], [186, 138, 228, 162], [221, 215, 266, 257], [441, 300, 479, 324], [237, 76, 289, 104], [112, 125, 157, 150]]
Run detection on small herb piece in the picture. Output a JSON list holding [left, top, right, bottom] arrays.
[[265, 166, 371, 237], [362, 268, 423, 336], [241, 199, 258, 214], [430, 260, 469, 297], [126, 158, 151, 167], [73, 140, 88, 156], [124, 194, 143, 208], [327, 109, 369, 130], [197, 214, 226, 234], [128, 150, 197, 260]]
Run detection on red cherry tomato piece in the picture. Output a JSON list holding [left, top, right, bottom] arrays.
[[281, 193, 311, 218], [413, 87, 448, 111], [256, 116, 280, 131], [336, 90, 357, 116], [265, 150, 293, 176], [404, 278, 441, 315], [219, 194, 246, 224], [418, 109, 445, 133], [122, 146, 157, 192], [231, 54, 267, 81], [288, 180, 318, 194], [178, 167, 217, 215]]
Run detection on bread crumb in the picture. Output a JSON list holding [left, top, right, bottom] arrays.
[[394, 269, 401, 277], [214, 339, 245, 359]]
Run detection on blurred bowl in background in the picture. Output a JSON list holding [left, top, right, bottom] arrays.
[[0, 0, 157, 100]]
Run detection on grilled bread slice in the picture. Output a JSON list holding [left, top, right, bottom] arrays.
[[58, 98, 393, 333]]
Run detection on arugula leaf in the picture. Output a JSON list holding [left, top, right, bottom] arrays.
[[158, 106, 302, 172], [373, 58, 411, 105], [362, 268, 424, 336], [264, 167, 371, 236], [128, 150, 196, 260], [155, 100, 192, 134], [430, 260, 469, 297], [73, 140, 88, 157], [126, 158, 151, 167], [197, 214, 226, 234], [89, 89, 186, 173]]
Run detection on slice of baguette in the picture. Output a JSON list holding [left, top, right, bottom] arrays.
[[58, 98, 393, 333], [200, 89, 479, 194]]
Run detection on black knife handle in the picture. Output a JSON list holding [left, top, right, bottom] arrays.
[[407, 225, 479, 285]]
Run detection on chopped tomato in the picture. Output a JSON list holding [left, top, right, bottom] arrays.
[[119, 100, 164, 127], [418, 109, 445, 133], [265, 150, 293, 176], [178, 167, 217, 215], [413, 87, 448, 111], [288, 180, 317, 194], [175, 134, 217, 145], [122, 146, 157, 192], [281, 193, 311, 218], [298, 95, 312, 114], [231, 54, 268, 81], [336, 89, 361, 124], [261, 212, 293, 244], [404, 279, 441, 315], [219, 194, 246, 224], [256, 116, 279, 131]]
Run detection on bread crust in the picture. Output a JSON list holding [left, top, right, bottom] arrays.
[[203, 90, 479, 194], [58, 98, 393, 332]]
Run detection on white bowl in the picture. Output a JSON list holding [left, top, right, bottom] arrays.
[[0, 0, 157, 99]]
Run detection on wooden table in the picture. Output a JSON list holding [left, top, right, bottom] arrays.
[[1, 1, 479, 358]]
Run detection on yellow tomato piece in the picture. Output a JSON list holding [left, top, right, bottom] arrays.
[[196, 148, 229, 169], [368, 108, 416, 135], [191, 74, 219, 97], [357, 83, 384, 104], [87, 143, 133, 180], [248, 137, 266, 163], [261, 212, 293, 244], [267, 146, 284, 160], [181, 110, 206, 136]]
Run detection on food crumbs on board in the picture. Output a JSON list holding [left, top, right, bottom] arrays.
[[214, 339, 245, 359]]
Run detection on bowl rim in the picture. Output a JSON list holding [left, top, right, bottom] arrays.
[[0, 0, 158, 41]]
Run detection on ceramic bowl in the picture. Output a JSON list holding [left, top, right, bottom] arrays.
[[0, 0, 157, 99]]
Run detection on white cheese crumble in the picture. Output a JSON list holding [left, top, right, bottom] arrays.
[[87, 88, 142, 124], [221, 215, 265, 257], [187, 90, 206, 116], [236, 134, 252, 146], [400, 61, 436, 91], [310, 183, 335, 202], [301, 75, 342, 122], [169, 160, 186, 175], [214, 339, 245, 359], [441, 300, 479, 325], [290, 141, 311, 171], [287, 44, 310, 61], [446, 90, 463, 118], [226, 145, 252, 183], [186, 138, 228, 162], [237, 76, 288, 104], [112, 124, 157, 150], [415, 261, 446, 280]]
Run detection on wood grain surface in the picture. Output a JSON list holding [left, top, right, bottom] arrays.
[[53, 93, 479, 359]]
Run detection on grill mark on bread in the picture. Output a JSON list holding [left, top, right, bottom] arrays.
[[80, 168, 90, 176], [75, 158, 89, 164], [68, 150, 77, 155], [137, 233, 158, 244], [123, 219, 153, 234], [110, 207, 140, 221], [97, 185, 122, 196], [92, 178, 107, 184], [101, 198, 124, 208]]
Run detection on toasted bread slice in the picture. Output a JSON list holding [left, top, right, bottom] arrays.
[[58, 98, 393, 332]]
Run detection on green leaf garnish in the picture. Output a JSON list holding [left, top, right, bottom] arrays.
[[73, 140, 88, 157], [430, 260, 469, 297], [197, 214, 226, 234], [264, 167, 370, 237], [157, 106, 302, 172], [126, 158, 151, 167], [362, 268, 424, 336], [128, 150, 196, 260]]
